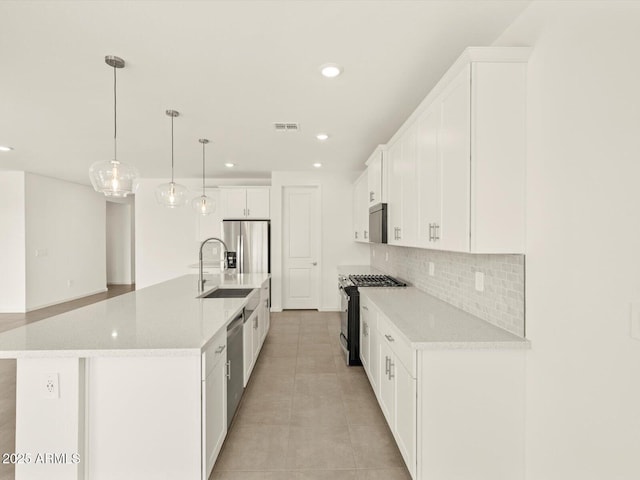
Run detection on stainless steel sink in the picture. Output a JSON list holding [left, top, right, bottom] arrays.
[[200, 288, 254, 299]]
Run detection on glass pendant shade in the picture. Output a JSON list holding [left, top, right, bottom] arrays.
[[90, 55, 139, 197], [156, 109, 187, 208], [89, 159, 139, 197], [192, 194, 215, 215], [155, 181, 188, 208], [194, 138, 215, 215]]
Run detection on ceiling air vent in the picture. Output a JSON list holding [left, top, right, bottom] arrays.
[[274, 122, 300, 132]]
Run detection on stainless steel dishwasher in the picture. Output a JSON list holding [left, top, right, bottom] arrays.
[[226, 312, 244, 427]]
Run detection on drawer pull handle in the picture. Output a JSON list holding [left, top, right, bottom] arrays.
[[226, 360, 231, 380], [384, 334, 394, 342], [215, 345, 226, 354], [385, 356, 390, 375], [388, 360, 395, 379]]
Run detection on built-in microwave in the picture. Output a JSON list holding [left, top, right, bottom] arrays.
[[368, 203, 387, 244]]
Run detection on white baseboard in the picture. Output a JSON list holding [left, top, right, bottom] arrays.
[[318, 308, 340, 312], [270, 308, 283, 313]]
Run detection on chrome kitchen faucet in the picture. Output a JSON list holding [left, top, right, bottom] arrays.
[[199, 237, 229, 292]]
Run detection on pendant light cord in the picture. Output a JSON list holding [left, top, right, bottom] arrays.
[[171, 115, 175, 183], [202, 142, 206, 195], [113, 65, 117, 161]]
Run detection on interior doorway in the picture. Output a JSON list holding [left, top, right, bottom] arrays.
[[282, 186, 320, 309], [106, 197, 135, 286]]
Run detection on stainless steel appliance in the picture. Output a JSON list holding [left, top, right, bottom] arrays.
[[338, 274, 406, 366], [222, 220, 270, 274], [226, 312, 244, 427], [369, 203, 388, 244]]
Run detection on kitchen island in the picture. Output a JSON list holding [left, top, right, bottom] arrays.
[[0, 273, 270, 480]]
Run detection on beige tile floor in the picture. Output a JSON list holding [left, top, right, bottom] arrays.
[[211, 310, 411, 480], [0, 303, 410, 480]]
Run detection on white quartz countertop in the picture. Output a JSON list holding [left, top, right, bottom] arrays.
[[0, 273, 269, 359], [360, 287, 529, 350], [337, 265, 385, 276]]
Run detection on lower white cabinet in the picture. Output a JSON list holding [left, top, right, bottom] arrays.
[[359, 292, 525, 480], [394, 357, 416, 477], [378, 339, 396, 429], [202, 337, 228, 478], [243, 315, 256, 386]]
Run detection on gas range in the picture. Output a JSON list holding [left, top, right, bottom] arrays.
[[338, 273, 406, 366], [338, 274, 407, 289]]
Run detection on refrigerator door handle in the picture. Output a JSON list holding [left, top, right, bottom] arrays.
[[239, 235, 244, 273]]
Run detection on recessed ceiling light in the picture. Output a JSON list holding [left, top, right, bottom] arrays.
[[224, 163, 235, 168], [320, 63, 342, 78], [0, 146, 14, 152], [313, 163, 322, 168], [316, 133, 329, 141]]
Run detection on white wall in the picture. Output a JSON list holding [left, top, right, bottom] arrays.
[[106, 200, 134, 285], [0, 171, 26, 312], [25, 173, 107, 310], [271, 171, 370, 312], [134, 179, 221, 289], [494, 2, 640, 478]]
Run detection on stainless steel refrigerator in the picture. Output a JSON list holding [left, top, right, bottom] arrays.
[[222, 220, 270, 273]]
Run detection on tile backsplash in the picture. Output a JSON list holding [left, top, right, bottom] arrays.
[[370, 244, 525, 337]]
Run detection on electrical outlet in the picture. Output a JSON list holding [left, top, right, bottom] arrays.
[[42, 373, 59, 399], [428, 262, 435, 276], [631, 303, 640, 341], [475, 272, 485, 292], [35, 249, 48, 257]]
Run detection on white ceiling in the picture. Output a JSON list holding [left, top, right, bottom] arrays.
[[0, 0, 530, 185]]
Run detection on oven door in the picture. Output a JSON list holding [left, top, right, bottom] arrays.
[[338, 285, 350, 360]]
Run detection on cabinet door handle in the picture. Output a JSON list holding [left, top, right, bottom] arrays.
[[434, 224, 440, 241], [385, 356, 390, 375], [362, 305, 368, 311], [428, 223, 433, 241], [384, 334, 394, 342], [226, 360, 231, 380], [215, 345, 226, 354], [254, 317, 258, 329], [363, 321, 368, 337], [247, 209, 251, 216], [388, 359, 395, 379], [355, 231, 358, 239], [243, 208, 246, 216], [397, 228, 401, 240], [364, 230, 368, 239]]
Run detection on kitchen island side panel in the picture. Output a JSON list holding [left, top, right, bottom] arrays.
[[87, 355, 202, 479]]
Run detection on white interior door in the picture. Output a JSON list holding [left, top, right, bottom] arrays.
[[282, 186, 320, 309]]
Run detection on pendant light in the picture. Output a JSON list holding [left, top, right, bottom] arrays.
[[89, 56, 140, 197], [155, 110, 188, 207], [192, 139, 215, 215]]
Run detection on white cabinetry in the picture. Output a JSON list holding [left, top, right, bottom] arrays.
[[361, 297, 416, 478], [202, 330, 228, 478], [352, 172, 369, 242], [220, 187, 270, 219], [388, 47, 529, 253], [366, 146, 386, 207], [387, 124, 418, 246]]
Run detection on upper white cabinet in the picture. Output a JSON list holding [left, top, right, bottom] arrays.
[[388, 124, 419, 246], [220, 187, 270, 219], [387, 47, 529, 253], [366, 146, 386, 207], [353, 172, 369, 242]]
